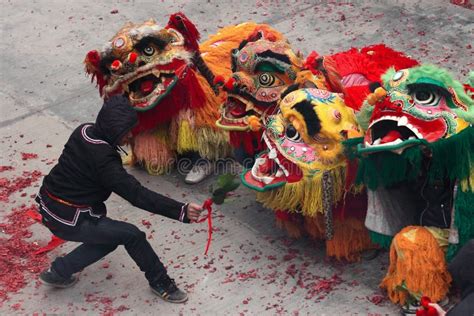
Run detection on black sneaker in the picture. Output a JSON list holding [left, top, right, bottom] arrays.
[[150, 276, 188, 303], [39, 268, 78, 288]]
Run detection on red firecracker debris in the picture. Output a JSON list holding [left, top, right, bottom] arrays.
[[0, 170, 42, 202], [84, 293, 129, 315], [367, 294, 385, 305], [0, 166, 14, 172], [21, 153, 38, 160], [0, 204, 49, 304], [141, 219, 152, 229], [237, 269, 258, 281], [304, 274, 343, 300]]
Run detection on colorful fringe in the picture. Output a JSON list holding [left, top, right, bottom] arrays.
[[195, 127, 231, 160], [256, 166, 346, 216], [381, 226, 452, 305], [356, 127, 474, 190], [132, 128, 176, 175], [276, 216, 304, 239], [304, 215, 374, 262]]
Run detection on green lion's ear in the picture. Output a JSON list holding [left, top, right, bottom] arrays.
[[381, 67, 397, 88], [356, 101, 374, 132]]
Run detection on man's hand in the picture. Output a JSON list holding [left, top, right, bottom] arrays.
[[186, 203, 203, 222]]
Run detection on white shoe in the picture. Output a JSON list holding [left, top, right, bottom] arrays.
[[184, 161, 212, 184]]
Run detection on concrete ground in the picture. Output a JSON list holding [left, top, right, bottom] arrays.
[[0, 0, 472, 315]]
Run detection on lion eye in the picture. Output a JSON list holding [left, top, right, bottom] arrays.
[[285, 124, 301, 142], [258, 73, 275, 86], [143, 46, 155, 56], [412, 89, 440, 106]]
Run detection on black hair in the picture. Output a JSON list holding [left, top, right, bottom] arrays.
[[280, 84, 300, 100], [292, 100, 321, 137]]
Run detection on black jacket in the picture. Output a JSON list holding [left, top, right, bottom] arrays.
[[40, 95, 187, 225], [447, 240, 474, 315]]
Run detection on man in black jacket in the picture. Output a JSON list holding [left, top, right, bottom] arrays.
[[36, 95, 203, 303]]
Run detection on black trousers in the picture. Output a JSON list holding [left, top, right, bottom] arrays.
[[40, 208, 167, 285]]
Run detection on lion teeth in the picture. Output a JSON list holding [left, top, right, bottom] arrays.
[[397, 116, 408, 126], [152, 68, 161, 77]]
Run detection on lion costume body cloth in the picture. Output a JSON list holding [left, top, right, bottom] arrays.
[[84, 13, 278, 174], [222, 33, 419, 261], [354, 65, 474, 305], [240, 87, 376, 262]]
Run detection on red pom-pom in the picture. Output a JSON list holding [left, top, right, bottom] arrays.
[[213, 75, 225, 86], [111, 59, 122, 70], [86, 50, 101, 66], [416, 309, 427, 316], [426, 306, 439, 316], [224, 77, 236, 91], [304, 51, 320, 73], [128, 52, 137, 63], [420, 296, 431, 309]]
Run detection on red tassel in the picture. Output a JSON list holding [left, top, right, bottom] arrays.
[[34, 236, 65, 255], [197, 198, 214, 255], [166, 12, 200, 52]]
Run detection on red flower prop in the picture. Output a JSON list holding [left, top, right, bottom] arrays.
[[416, 296, 439, 316]]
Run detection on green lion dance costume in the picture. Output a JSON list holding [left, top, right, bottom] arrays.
[[241, 87, 375, 261], [354, 65, 474, 307]]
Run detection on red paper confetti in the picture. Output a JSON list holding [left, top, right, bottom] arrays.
[[0, 204, 49, 303], [0, 166, 14, 172], [20, 153, 38, 160], [0, 170, 42, 202]]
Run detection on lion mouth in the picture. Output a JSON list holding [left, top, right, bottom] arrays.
[[217, 94, 274, 131], [367, 116, 421, 147], [124, 69, 177, 109], [361, 113, 447, 154], [241, 133, 303, 192]]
